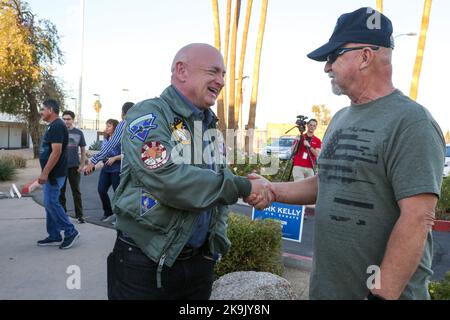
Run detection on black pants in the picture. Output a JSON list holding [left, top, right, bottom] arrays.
[[59, 167, 83, 219], [107, 236, 216, 300]]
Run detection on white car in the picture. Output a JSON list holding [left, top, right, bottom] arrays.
[[444, 144, 450, 178], [261, 137, 296, 160]]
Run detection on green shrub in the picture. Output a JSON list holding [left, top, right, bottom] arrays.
[[0, 158, 17, 181], [229, 155, 292, 182], [0, 154, 27, 169], [89, 140, 103, 151], [214, 214, 284, 278], [436, 178, 450, 220], [429, 271, 450, 300]]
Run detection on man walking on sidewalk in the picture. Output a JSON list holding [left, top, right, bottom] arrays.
[[60, 110, 86, 224], [38, 99, 80, 249]]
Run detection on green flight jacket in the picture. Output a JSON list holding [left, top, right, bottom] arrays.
[[112, 85, 251, 286]]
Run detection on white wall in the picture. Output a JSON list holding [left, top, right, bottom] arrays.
[[0, 126, 22, 148]]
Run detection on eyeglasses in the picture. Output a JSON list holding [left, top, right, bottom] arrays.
[[326, 46, 380, 64], [62, 118, 73, 121]]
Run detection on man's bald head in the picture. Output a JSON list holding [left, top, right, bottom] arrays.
[[170, 43, 226, 109], [171, 43, 221, 74]]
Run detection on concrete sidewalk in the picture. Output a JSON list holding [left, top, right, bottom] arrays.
[[0, 197, 310, 300], [0, 197, 115, 300]]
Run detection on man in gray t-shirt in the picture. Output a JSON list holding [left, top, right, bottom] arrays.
[[245, 8, 445, 300], [60, 111, 86, 223]]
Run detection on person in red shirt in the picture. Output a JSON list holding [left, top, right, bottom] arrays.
[[292, 119, 321, 181]]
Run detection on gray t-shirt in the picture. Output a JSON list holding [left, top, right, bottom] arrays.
[[310, 90, 445, 300], [67, 127, 86, 168]]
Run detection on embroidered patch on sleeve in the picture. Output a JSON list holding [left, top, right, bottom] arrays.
[[140, 191, 158, 216], [141, 141, 169, 169], [170, 117, 191, 145], [128, 113, 158, 142]]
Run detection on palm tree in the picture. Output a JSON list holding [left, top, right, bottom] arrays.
[[246, 0, 268, 153], [236, 0, 253, 137], [376, 0, 383, 13], [211, 0, 226, 132], [222, 0, 232, 127], [227, 0, 241, 130], [410, 0, 432, 101]]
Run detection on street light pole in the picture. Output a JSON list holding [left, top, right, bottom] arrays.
[[93, 94, 101, 131], [78, 0, 85, 129], [70, 97, 77, 111]]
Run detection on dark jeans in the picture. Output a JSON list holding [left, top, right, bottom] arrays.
[[98, 169, 120, 217], [59, 167, 83, 218], [107, 236, 216, 300]]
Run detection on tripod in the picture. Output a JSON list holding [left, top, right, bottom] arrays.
[[280, 126, 316, 182]]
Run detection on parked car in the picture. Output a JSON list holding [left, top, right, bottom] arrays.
[[261, 136, 296, 160]]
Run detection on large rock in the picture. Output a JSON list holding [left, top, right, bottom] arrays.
[[210, 271, 298, 300]]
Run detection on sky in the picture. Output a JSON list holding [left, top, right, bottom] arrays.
[[25, 0, 450, 133]]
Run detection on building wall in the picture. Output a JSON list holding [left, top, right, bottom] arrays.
[[0, 123, 25, 149]]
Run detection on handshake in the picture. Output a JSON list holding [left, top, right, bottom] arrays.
[[243, 173, 276, 210]]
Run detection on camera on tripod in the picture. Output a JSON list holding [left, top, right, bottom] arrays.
[[295, 115, 308, 133]]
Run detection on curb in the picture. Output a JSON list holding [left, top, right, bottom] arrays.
[[433, 220, 450, 233], [283, 252, 312, 272]]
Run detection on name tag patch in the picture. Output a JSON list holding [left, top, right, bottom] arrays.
[[128, 113, 158, 142], [141, 141, 169, 169]]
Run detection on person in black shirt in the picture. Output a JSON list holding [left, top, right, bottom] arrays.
[[37, 99, 80, 249]]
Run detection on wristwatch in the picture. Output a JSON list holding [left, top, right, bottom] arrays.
[[367, 291, 386, 300]]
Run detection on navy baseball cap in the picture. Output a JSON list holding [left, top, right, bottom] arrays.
[[307, 7, 394, 62]]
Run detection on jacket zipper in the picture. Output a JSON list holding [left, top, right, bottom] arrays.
[[156, 218, 185, 288]]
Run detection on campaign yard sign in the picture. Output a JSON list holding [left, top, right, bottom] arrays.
[[252, 202, 305, 243]]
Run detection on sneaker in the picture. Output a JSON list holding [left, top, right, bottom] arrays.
[[59, 230, 80, 249], [101, 214, 115, 222], [77, 217, 85, 224], [37, 237, 62, 246]]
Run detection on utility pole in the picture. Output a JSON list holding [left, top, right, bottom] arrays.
[[78, 0, 85, 128]]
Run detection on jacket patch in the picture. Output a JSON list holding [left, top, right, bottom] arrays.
[[170, 117, 191, 145], [141, 141, 169, 169], [141, 191, 157, 216], [128, 113, 158, 142]]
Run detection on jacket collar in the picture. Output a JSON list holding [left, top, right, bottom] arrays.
[[160, 85, 218, 125]]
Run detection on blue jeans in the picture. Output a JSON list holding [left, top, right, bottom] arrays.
[[43, 176, 77, 240], [98, 169, 120, 216]]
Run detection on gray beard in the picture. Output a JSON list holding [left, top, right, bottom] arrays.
[[332, 82, 343, 96]]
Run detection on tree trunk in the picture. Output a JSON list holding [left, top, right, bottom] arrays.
[[236, 0, 253, 142], [26, 93, 43, 159], [376, 0, 383, 13], [410, 0, 432, 101], [221, 0, 232, 127], [227, 0, 241, 131], [246, 0, 268, 154], [211, 0, 226, 133]]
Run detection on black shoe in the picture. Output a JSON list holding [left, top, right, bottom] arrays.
[[59, 230, 80, 249], [77, 217, 85, 224], [37, 237, 63, 246], [101, 214, 115, 222]]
